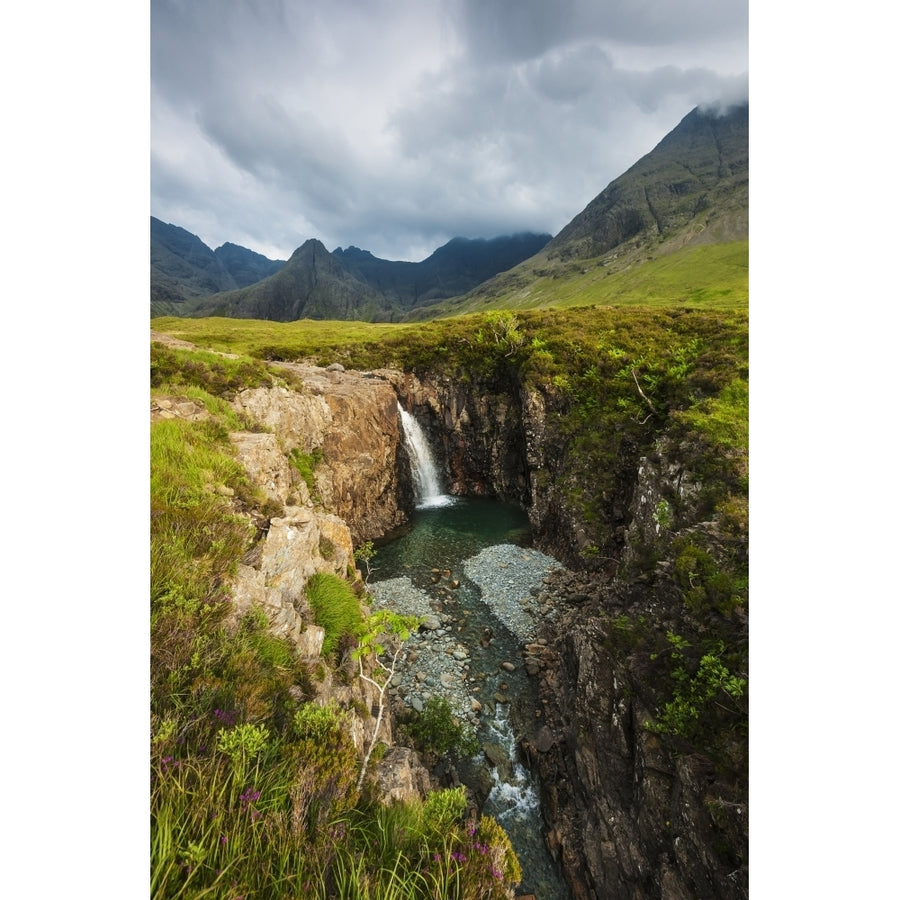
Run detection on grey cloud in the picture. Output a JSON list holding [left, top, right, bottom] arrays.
[[151, 0, 748, 261], [456, 0, 747, 60]]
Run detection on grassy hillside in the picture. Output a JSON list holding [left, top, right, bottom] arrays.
[[411, 240, 748, 319]]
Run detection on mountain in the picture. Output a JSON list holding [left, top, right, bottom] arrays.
[[420, 102, 749, 318], [150, 217, 287, 317], [189, 239, 388, 322], [547, 101, 748, 261], [213, 242, 285, 288], [153, 225, 551, 322], [333, 233, 551, 308], [151, 218, 236, 313]]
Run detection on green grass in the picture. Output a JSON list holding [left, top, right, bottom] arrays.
[[305, 572, 365, 658], [150, 417, 256, 605], [421, 241, 749, 318], [152, 316, 418, 364]]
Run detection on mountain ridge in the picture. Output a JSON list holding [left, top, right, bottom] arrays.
[[151, 223, 552, 321], [416, 101, 748, 318]]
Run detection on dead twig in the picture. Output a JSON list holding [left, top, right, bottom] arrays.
[[631, 368, 657, 417]]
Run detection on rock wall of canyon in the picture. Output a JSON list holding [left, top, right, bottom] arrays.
[[361, 369, 747, 898], [233, 363, 413, 544], [198, 360, 745, 899]]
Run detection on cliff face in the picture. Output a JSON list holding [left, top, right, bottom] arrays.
[[232, 363, 412, 544], [379, 369, 531, 503], [524, 445, 748, 900]]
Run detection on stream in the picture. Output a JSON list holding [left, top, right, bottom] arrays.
[[367, 408, 573, 898]]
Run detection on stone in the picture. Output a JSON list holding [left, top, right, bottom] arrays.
[[233, 368, 408, 544], [532, 726, 554, 753], [482, 742, 512, 783], [375, 747, 431, 804]]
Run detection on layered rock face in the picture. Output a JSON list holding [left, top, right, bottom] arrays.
[[379, 369, 531, 503], [232, 363, 412, 543], [520, 447, 748, 900]]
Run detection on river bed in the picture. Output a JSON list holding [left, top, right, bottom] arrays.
[[369, 496, 572, 899]]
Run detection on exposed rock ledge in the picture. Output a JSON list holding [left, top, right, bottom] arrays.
[[233, 363, 412, 544]]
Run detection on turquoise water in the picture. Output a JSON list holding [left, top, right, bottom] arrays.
[[374, 496, 532, 578]]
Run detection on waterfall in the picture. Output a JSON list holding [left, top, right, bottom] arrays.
[[398, 405, 452, 508]]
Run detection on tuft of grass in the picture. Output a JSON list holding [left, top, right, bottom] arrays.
[[305, 573, 365, 658], [290, 447, 325, 501]]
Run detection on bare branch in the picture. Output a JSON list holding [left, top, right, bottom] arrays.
[[631, 368, 657, 416]]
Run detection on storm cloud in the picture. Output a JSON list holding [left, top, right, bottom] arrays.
[[151, 0, 747, 261]]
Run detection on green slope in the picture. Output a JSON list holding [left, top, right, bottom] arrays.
[[409, 240, 748, 319]]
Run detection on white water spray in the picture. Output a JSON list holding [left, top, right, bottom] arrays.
[[482, 705, 540, 824], [398, 405, 453, 508]]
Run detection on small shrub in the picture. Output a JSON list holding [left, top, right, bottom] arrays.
[[673, 539, 743, 615], [647, 634, 746, 741], [422, 786, 467, 834], [407, 696, 479, 758], [289, 705, 359, 835]]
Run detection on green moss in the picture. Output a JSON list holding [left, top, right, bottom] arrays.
[[289, 447, 325, 500]]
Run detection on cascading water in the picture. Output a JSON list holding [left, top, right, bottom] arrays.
[[375, 406, 572, 898], [398, 405, 453, 508]]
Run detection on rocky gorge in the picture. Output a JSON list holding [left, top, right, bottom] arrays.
[[151, 330, 748, 899]]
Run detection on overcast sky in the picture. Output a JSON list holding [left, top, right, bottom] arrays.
[[151, 0, 747, 262]]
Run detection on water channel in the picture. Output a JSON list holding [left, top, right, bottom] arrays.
[[368, 408, 573, 899]]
